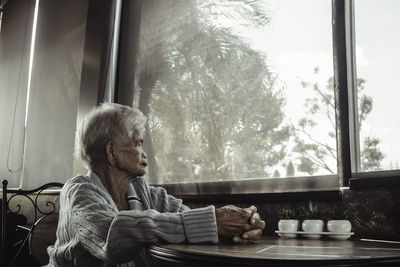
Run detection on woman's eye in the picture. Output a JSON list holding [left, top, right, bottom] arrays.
[[136, 139, 144, 146]]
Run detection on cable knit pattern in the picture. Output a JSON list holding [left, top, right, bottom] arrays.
[[46, 172, 218, 267]]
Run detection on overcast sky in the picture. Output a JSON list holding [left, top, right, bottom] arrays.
[[355, 0, 400, 169]]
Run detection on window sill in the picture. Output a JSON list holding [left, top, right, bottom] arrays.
[[152, 175, 340, 203], [350, 170, 400, 190]]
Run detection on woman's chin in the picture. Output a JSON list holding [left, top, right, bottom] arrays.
[[137, 169, 147, 177]]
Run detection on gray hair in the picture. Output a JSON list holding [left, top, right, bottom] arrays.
[[78, 103, 146, 170]]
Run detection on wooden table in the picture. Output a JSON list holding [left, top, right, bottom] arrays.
[[148, 236, 400, 266]]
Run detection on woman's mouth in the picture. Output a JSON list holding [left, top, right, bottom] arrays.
[[140, 161, 148, 167]]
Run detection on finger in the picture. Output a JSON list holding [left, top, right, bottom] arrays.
[[258, 219, 266, 230], [242, 229, 261, 241], [235, 220, 259, 232], [241, 205, 257, 220], [250, 212, 260, 225], [249, 213, 266, 230], [241, 229, 262, 241], [219, 225, 246, 237], [247, 205, 257, 214], [232, 236, 241, 243]]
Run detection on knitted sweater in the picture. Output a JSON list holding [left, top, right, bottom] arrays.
[[46, 171, 219, 266]]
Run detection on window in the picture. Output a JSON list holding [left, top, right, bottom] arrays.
[[133, 0, 341, 193], [131, 0, 400, 193]]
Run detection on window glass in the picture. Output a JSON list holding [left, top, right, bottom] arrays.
[[135, 0, 335, 184], [354, 0, 400, 172]]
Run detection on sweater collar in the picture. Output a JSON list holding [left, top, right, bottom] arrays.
[[88, 170, 143, 210]]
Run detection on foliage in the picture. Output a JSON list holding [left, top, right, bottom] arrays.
[[273, 170, 281, 178], [278, 208, 300, 219], [137, 0, 291, 183], [293, 68, 384, 175], [329, 203, 349, 220], [286, 160, 295, 177], [361, 137, 384, 170], [299, 201, 324, 220]]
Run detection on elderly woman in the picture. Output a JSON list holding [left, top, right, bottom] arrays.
[[47, 103, 265, 266]]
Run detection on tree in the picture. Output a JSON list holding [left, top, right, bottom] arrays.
[[361, 137, 384, 170], [286, 160, 295, 177], [293, 67, 384, 175], [136, 0, 291, 183]]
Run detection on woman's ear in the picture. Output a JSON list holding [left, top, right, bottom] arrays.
[[105, 141, 116, 166]]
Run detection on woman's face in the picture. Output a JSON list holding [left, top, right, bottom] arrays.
[[114, 134, 148, 177]]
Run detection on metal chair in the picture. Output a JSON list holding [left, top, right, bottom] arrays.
[[1, 179, 63, 267]]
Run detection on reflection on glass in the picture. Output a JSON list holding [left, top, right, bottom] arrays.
[[134, 0, 335, 184], [354, 0, 400, 172]]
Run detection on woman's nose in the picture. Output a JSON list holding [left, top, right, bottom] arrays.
[[142, 152, 147, 159]]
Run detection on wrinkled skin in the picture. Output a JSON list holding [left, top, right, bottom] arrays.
[[215, 205, 265, 244]]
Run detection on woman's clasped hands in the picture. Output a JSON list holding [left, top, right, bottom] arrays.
[[215, 205, 266, 244]]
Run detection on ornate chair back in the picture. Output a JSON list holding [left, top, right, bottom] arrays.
[[1, 179, 63, 267]]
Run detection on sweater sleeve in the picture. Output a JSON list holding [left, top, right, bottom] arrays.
[[142, 180, 220, 243], [68, 180, 218, 264]]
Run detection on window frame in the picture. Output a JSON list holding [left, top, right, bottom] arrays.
[[115, 0, 400, 197], [343, 0, 400, 189]]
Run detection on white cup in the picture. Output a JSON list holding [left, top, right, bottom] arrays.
[[278, 219, 299, 232], [327, 220, 352, 233], [278, 219, 299, 238], [301, 219, 324, 232], [301, 219, 324, 239]]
